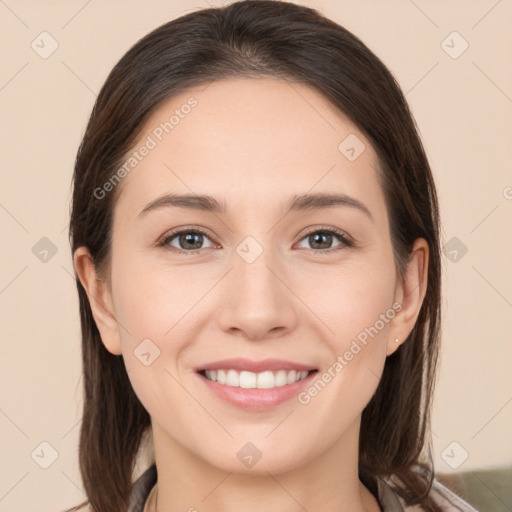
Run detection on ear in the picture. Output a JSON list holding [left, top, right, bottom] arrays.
[[73, 246, 122, 355], [386, 238, 429, 356]]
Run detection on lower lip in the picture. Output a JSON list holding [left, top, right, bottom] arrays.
[[197, 371, 316, 411]]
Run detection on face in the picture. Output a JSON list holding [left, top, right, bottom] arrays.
[[79, 77, 425, 475]]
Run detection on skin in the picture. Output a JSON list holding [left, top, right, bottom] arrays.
[[74, 77, 428, 512]]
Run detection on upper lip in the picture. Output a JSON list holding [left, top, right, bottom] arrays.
[[196, 358, 317, 373]]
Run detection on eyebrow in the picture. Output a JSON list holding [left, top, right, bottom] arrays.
[[138, 192, 373, 222]]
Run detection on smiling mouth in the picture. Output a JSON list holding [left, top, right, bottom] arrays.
[[198, 369, 317, 389]]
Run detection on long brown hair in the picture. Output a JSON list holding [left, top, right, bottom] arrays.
[[66, 1, 442, 511]]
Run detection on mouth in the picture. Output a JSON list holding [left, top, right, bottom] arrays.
[[195, 358, 318, 410], [199, 368, 314, 389]]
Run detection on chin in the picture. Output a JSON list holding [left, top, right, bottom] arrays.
[[197, 441, 310, 476]]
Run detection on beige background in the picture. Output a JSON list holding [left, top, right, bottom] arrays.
[[1, 1, 511, 511]]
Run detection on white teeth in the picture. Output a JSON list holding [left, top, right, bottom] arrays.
[[275, 370, 287, 387], [286, 370, 297, 384], [239, 370, 257, 388], [257, 371, 275, 389], [203, 369, 311, 389], [226, 369, 239, 386]]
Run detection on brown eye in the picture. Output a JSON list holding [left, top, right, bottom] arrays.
[[296, 228, 353, 252], [159, 229, 216, 253]]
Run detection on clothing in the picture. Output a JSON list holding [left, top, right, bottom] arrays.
[[128, 462, 478, 512]]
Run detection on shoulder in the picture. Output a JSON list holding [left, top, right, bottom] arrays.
[[423, 477, 479, 511], [377, 472, 479, 511], [69, 464, 157, 512], [128, 463, 158, 512]]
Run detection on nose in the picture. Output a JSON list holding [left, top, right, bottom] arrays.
[[217, 243, 299, 341]]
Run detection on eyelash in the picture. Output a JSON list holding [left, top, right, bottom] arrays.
[[156, 226, 354, 255]]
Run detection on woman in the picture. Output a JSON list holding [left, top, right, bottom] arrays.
[[66, 1, 478, 511]]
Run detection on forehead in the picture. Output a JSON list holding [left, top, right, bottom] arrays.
[[113, 77, 385, 220]]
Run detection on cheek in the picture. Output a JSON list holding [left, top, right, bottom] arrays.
[[110, 251, 210, 345], [296, 253, 397, 342], [296, 254, 396, 400], [309, 260, 396, 388], [108, 246, 229, 401], [110, 268, 195, 426]]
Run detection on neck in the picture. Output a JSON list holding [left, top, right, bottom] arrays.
[[147, 420, 381, 512]]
